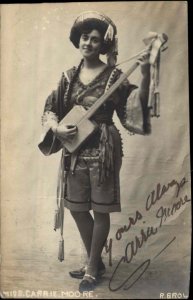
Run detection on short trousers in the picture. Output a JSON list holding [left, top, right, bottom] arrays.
[[64, 156, 121, 213]]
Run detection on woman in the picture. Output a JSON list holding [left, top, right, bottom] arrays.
[[39, 11, 151, 292]]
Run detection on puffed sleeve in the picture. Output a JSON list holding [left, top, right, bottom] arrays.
[[115, 70, 151, 135], [38, 73, 69, 155]]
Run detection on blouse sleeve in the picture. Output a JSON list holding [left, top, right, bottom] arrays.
[[115, 70, 151, 135], [38, 73, 69, 155]]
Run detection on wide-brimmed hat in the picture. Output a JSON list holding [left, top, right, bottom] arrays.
[[69, 11, 118, 66]]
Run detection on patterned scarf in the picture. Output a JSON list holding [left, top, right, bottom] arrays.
[[143, 32, 168, 117]]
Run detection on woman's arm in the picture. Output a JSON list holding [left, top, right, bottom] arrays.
[[115, 52, 151, 135], [137, 51, 151, 110], [40, 71, 77, 151], [42, 74, 67, 132], [38, 73, 68, 155]]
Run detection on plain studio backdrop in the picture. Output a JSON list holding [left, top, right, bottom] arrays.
[[1, 2, 191, 299]]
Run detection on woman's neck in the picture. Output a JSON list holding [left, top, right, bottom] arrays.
[[83, 57, 105, 69]]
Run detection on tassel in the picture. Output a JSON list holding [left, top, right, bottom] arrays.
[[149, 82, 155, 110], [151, 97, 156, 117], [54, 208, 61, 231], [105, 23, 117, 66], [104, 24, 114, 41], [55, 150, 66, 262], [155, 92, 160, 117], [58, 239, 64, 262], [107, 52, 117, 67]]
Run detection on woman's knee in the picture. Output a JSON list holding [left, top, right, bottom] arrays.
[[93, 211, 110, 226], [70, 210, 91, 222]]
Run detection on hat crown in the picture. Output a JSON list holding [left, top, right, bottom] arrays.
[[70, 11, 118, 66], [74, 11, 117, 33]]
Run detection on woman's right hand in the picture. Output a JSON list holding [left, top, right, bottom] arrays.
[[54, 123, 77, 140]]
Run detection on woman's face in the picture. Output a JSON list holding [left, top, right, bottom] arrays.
[[79, 29, 103, 60]]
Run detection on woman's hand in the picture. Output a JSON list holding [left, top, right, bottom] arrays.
[[137, 49, 151, 77], [54, 123, 77, 140]]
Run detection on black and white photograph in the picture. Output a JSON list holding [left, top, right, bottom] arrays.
[[0, 2, 191, 299]]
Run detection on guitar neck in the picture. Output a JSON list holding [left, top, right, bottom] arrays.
[[81, 62, 139, 122]]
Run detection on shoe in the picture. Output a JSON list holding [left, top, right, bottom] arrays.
[[69, 262, 106, 279], [79, 274, 97, 293], [69, 266, 86, 279]]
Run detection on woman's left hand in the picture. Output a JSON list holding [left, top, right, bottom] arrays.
[[137, 49, 150, 76]]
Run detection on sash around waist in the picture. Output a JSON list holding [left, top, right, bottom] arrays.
[[79, 124, 122, 156], [91, 114, 113, 126]]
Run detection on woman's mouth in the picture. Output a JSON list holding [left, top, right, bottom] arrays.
[[83, 47, 92, 51]]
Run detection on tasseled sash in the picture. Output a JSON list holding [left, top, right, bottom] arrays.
[[97, 68, 117, 185], [98, 123, 114, 185]]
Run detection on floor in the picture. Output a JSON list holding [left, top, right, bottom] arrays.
[[1, 155, 191, 299]]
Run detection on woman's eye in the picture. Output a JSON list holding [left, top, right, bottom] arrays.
[[82, 35, 88, 41]]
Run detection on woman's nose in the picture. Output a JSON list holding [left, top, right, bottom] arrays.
[[84, 38, 91, 45]]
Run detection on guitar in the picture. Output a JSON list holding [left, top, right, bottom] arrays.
[[58, 62, 139, 153]]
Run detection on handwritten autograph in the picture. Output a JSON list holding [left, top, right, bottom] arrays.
[[105, 176, 190, 292]]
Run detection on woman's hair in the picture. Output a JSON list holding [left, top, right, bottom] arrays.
[[70, 19, 113, 55]]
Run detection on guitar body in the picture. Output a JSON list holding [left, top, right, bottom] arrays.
[[59, 105, 98, 153], [57, 62, 140, 153]]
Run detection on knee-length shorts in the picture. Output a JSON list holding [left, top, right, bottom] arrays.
[[64, 125, 123, 213]]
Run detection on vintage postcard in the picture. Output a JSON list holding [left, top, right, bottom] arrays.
[[0, 2, 191, 299]]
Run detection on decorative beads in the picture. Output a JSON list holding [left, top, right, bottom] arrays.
[[104, 68, 117, 93]]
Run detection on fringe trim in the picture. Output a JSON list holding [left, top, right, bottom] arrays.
[[41, 111, 59, 128]]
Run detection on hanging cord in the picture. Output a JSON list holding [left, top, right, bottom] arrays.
[[54, 152, 63, 227], [54, 150, 67, 262]]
